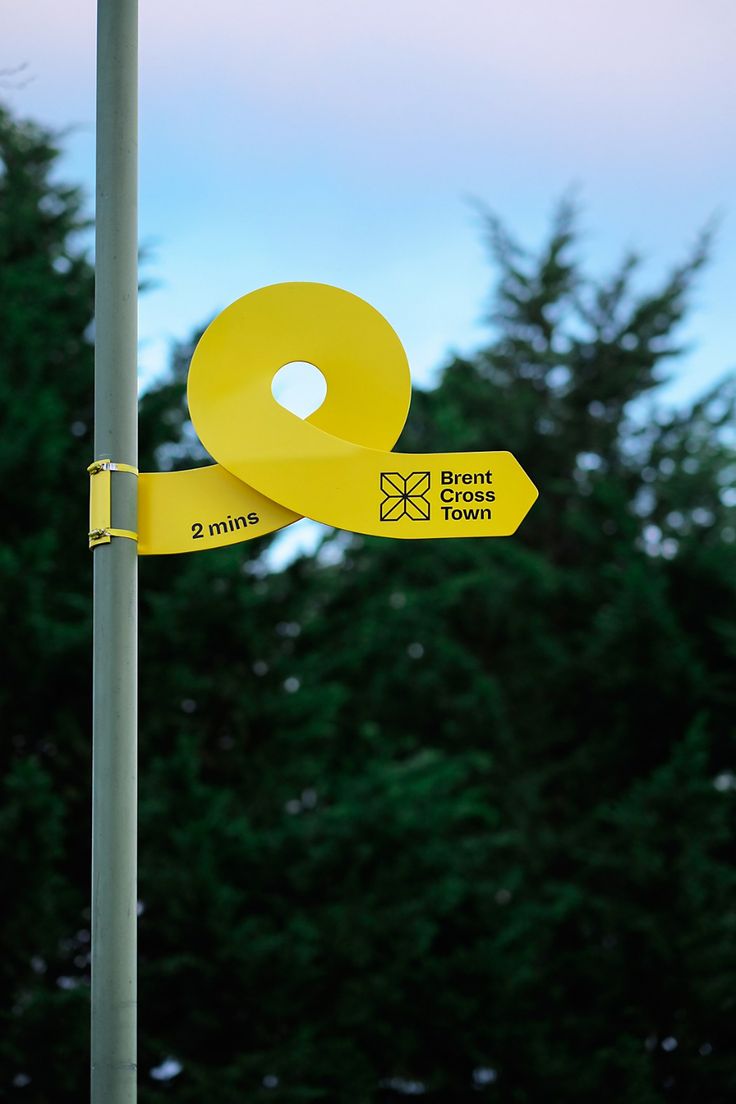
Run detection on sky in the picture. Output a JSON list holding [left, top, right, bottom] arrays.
[[3, 0, 736, 559]]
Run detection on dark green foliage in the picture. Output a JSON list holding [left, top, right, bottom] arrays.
[[1, 104, 735, 1102], [0, 105, 92, 1100]]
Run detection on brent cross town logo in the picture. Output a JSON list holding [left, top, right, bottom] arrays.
[[379, 471, 431, 522]]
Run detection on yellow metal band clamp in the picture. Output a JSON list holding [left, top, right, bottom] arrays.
[[88, 459, 139, 548]]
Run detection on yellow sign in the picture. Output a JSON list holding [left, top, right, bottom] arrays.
[[138, 283, 538, 555]]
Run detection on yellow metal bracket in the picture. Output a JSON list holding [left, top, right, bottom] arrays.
[[88, 459, 139, 549]]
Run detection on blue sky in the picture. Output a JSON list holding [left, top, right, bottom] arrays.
[[4, 0, 736, 408]]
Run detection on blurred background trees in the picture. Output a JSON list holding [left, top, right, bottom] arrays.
[[1, 102, 735, 1103]]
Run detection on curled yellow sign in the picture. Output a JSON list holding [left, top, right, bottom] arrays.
[[138, 283, 538, 555]]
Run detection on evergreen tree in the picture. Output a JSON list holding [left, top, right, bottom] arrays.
[[133, 201, 736, 1103], [1, 99, 735, 1103], [0, 104, 96, 1098]]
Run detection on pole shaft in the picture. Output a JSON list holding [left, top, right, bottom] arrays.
[[92, 1, 139, 1101]]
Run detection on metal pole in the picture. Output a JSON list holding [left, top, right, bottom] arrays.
[[91, 0, 139, 1101]]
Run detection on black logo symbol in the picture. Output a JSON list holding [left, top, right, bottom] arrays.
[[380, 472, 431, 522]]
